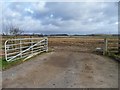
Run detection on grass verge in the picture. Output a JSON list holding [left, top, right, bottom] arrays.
[[1, 50, 51, 71], [107, 52, 120, 62], [0, 58, 2, 69], [2, 58, 25, 70]]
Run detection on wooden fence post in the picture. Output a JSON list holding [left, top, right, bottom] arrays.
[[103, 38, 108, 55], [31, 36, 33, 54], [118, 35, 120, 53]]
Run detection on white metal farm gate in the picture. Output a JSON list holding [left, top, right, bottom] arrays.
[[5, 37, 48, 62]]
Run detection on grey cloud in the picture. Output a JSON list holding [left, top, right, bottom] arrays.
[[2, 2, 118, 34]]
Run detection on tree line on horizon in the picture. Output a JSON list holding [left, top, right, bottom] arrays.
[[2, 22, 119, 36]]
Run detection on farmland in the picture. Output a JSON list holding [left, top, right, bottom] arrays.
[[1, 35, 119, 53], [48, 36, 119, 54], [48, 36, 105, 52], [1, 35, 119, 88]]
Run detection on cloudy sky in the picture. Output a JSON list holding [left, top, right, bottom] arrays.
[[1, 1, 118, 35]]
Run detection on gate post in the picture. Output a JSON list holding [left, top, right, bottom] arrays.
[[46, 38, 48, 52], [5, 40, 8, 61], [118, 34, 120, 53], [31, 37, 33, 54], [103, 38, 108, 55]]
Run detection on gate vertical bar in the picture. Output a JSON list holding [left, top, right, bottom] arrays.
[[20, 39, 22, 58]]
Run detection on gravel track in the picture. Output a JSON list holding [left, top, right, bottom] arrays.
[[2, 46, 118, 88]]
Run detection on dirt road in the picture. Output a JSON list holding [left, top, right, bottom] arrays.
[[2, 46, 118, 88]]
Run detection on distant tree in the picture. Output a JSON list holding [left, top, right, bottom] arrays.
[[9, 27, 24, 35], [2, 33, 5, 36], [50, 34, 68, 36], [38, 33, 44, 37], [3, 21, 24, 35]]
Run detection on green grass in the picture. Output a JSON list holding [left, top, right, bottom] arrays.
[[2, 57, 26, 70], [0, 58, 2, 69], [107, 52, 120, 61], [0, 44, 2, 49], [0, 51, 51, 70]]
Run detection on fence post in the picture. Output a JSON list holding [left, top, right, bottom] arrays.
[[118, 35, 120, 53], [46, 38, 48, 52], [103, 38, 108, 55]]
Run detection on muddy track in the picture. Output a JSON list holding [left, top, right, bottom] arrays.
[[2, 47, 118, 88]]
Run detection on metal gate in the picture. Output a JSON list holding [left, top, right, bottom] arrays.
[[5, 37, 48, 62]]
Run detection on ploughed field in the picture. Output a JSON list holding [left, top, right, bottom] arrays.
[[2, 36, 119, 88], [48, 37, 105, 52]]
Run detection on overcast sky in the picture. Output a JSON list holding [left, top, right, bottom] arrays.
[[1, 1, 118, 35]]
